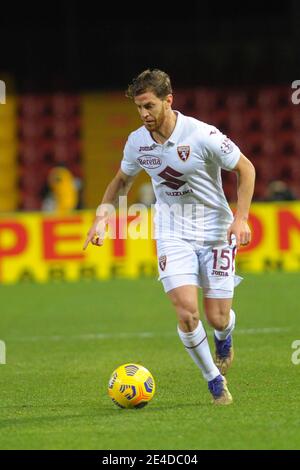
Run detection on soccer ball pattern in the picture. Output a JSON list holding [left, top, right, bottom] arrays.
[[108, 363, 155, 409]]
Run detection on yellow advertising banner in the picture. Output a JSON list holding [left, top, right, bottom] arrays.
[[0, 202, 300, 284], [0, 211, 157, 284]]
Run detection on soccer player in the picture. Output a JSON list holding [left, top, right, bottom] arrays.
[[83, 69, 255, 405]]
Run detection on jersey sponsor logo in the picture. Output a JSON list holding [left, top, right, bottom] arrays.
[[139, 144, 156, 152], [137, 155, 162, 169], [165, 189, 194, 196], [220, 137, 234, 154], [177, 145, 190, 162], [159, 255, 167, 271], [158, 166, 186, 190], [209, 129, 217, 135]]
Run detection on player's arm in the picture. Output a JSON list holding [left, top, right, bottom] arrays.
[[227, 153, 256, 248], [83, 169, 135, 249]]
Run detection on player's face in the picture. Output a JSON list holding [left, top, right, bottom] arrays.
[[134, 91, 171, 132]]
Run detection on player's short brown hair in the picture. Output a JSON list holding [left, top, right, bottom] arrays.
[[126, 69, 172, 99]]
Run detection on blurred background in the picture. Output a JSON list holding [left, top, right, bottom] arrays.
[[0, 0, 300, 282]]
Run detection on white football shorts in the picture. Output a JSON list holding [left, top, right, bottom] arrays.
[[157, 238, 243, 298]]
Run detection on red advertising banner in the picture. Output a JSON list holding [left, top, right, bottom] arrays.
[[0, 203, 300, 284]]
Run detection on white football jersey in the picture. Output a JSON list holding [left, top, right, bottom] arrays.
[[121, 111, 241, 243]]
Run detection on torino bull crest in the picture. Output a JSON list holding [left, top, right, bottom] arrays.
[[177, 145, 190, 161]]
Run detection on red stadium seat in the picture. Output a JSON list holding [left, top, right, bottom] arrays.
[[259, 109, 280, 134], [222, 183, 237, 203], [253, 157, 275, 181], [227, 110, 245, 139], [20, 164, 49, 194], [275, 108, 294, 132], [257, 86, 292, 111], [291, 107, 300, 131], [279, 156, 300, 181], [18, 117, 49, 139], [52, 140, 81, 165], [261, 137, 278, 160], [277, 131, 297, 156], [19, 95, 50, 118], [244, 132, 265, 158], [51, 94, 81, 117], [257, 87, 281, 110], [52, 117, 81, 139], [289, 181, 300, 199], [242, 109, 263, 133], [195, 88, 223, 114], [209, 109, 230, 134], [222, 171, 237, 202], [20, 192, 42, 210], [19, 141, 46, 164], [225, 91, 248, 112], [253, 179, 268, 201], [277, 86, 293, 108]]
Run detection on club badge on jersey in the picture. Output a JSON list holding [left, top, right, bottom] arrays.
[[177, 146, 190, 162]]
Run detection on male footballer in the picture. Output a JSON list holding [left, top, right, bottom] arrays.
[[84, 69, 255, 405]]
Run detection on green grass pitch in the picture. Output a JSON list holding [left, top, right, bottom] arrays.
[[0, 273, 300, 450]]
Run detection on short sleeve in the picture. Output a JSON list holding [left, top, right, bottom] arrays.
[[203, 127, 241, 170], [121, 138, 142, 176]]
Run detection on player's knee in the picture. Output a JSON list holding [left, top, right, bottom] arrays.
[[178, 312, 199, 332], [212, 316, 228, 331], [169, 292, 199, 331], [206, 308, 230, 331], [177, 306, 199, 332]]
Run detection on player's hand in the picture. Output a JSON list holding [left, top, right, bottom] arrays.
[[227, 217, 251, 249], [83, 217, 106, 250]]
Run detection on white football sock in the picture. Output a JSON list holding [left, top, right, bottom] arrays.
[[177, 320, 220, 382], [214, 309, 236, 341]]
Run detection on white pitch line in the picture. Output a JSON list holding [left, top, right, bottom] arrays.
[[5, 327, 291, 343], [235, 327, 291, 335]]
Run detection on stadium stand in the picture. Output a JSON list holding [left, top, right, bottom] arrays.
[[18, 94, 82, 210], [0, 85, 297, 213]]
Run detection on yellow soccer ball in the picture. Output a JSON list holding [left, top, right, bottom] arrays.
[[108, 363, 155, 409]]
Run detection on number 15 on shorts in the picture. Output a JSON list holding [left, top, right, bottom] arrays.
[[211, 246, 236, 274]]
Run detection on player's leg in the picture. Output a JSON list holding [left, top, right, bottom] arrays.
[[203, 295, 235, 376], [166, 282, 221, 383], [166, 282, 220, 381], [199, 241, 241, 376], [162, 279, 232, 405], [167, 284, 199, 332], [157, 238, 232, 404], [194, 241, 241, 403]]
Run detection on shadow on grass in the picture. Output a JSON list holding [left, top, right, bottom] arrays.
[[0, 399, 213, 429], [0, 414, 91, 429]]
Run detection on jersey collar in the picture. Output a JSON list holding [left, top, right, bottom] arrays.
[[144, 110, 183, 147], [166, 111, 183, 145]]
